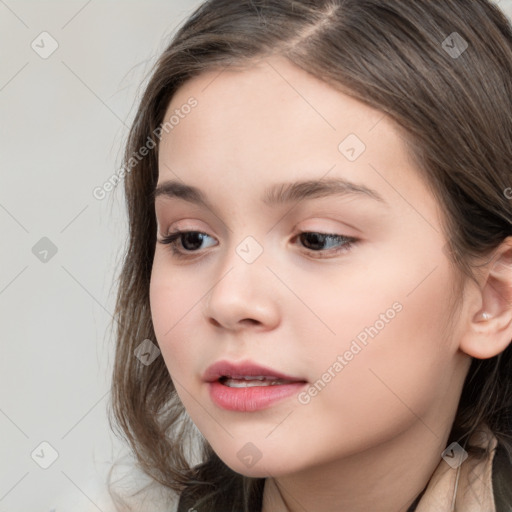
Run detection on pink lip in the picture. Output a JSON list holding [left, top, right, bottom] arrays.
[[202, 359, 305, 383], [207, 381, 307, 412], [203, 359, 308, 412]]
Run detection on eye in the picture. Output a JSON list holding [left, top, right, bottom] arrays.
[[158, 230, 217, 259], [158, 229, 358, 260], [291, 231, 358, 259]]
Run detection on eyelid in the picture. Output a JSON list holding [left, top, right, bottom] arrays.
[[292, 216, 363, 234], [158, 216, 361, 240], [159, 218, 211, 236]]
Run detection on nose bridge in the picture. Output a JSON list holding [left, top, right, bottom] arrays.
[[203, 232, 280, 328], [215, 233, 268, 297], [234, 234, 266, 266]]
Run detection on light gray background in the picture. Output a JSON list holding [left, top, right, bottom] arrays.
[[1, 1, 511, 511], [0, 2, 204, 511]]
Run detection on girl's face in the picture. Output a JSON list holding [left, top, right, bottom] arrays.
[[149, 55, 472, 478]]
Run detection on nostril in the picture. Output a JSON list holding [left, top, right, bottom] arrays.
[[241, 318, 260, 326]]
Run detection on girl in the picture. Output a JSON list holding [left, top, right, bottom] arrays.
[[108, 1, 512, 510]]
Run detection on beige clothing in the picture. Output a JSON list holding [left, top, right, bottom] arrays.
[[415, 424, 498, 512]]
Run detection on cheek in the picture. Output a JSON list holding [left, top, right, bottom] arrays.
[[291, 238, 453, 379], [149, 258, 203, 376], [307, 253, 457, 430]]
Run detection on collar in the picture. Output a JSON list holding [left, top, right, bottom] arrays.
[[415, 424, 498, 512]]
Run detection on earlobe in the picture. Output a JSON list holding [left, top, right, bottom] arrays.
[[459, 236, 512, 360], [474, 311, 492, 322]]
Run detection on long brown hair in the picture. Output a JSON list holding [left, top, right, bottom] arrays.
[[107, 1, 512, 510]]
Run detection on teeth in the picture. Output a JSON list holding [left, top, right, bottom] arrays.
[[221, 377, 289, 388], [228, 375, 275, 381]]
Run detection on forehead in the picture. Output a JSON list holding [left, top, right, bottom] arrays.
[[156, 55, 423, 212], [161, 55, 391, 154]]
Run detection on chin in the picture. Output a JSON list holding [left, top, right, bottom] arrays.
[[218, 451, 301, 479]]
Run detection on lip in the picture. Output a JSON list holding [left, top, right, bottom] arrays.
[[203, 359, 308, 412], [202, 359, 306, 383], [207, 381, 307, 412]]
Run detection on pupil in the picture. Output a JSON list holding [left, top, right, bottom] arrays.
[[302, 233, 326, 251], [182, 232, 204, 250]]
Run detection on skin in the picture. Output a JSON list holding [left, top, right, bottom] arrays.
[[149, 55, 512, 512]]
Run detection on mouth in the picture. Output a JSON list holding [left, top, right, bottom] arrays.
[[203, 360, 308, 412]]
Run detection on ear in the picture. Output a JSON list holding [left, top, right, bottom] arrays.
[[459, 236, 512, 360]]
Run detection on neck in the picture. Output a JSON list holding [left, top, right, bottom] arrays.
[[261, 416, 452, 512]]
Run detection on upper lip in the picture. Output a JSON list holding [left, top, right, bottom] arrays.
[[203, 359, 307, 383]]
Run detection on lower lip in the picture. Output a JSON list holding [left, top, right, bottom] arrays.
[[207, 380, 307, 412]]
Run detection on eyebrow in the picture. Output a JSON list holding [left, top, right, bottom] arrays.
[[152, 177, 387, 209]]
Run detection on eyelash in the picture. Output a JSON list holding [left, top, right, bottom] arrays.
[[157, 229, 358, 260]]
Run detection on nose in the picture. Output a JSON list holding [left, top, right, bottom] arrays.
[[202, 242, 281, 332]]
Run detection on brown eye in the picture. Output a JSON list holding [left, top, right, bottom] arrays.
[[158, 230, 217, 258], [293, 232, 358, 258]]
